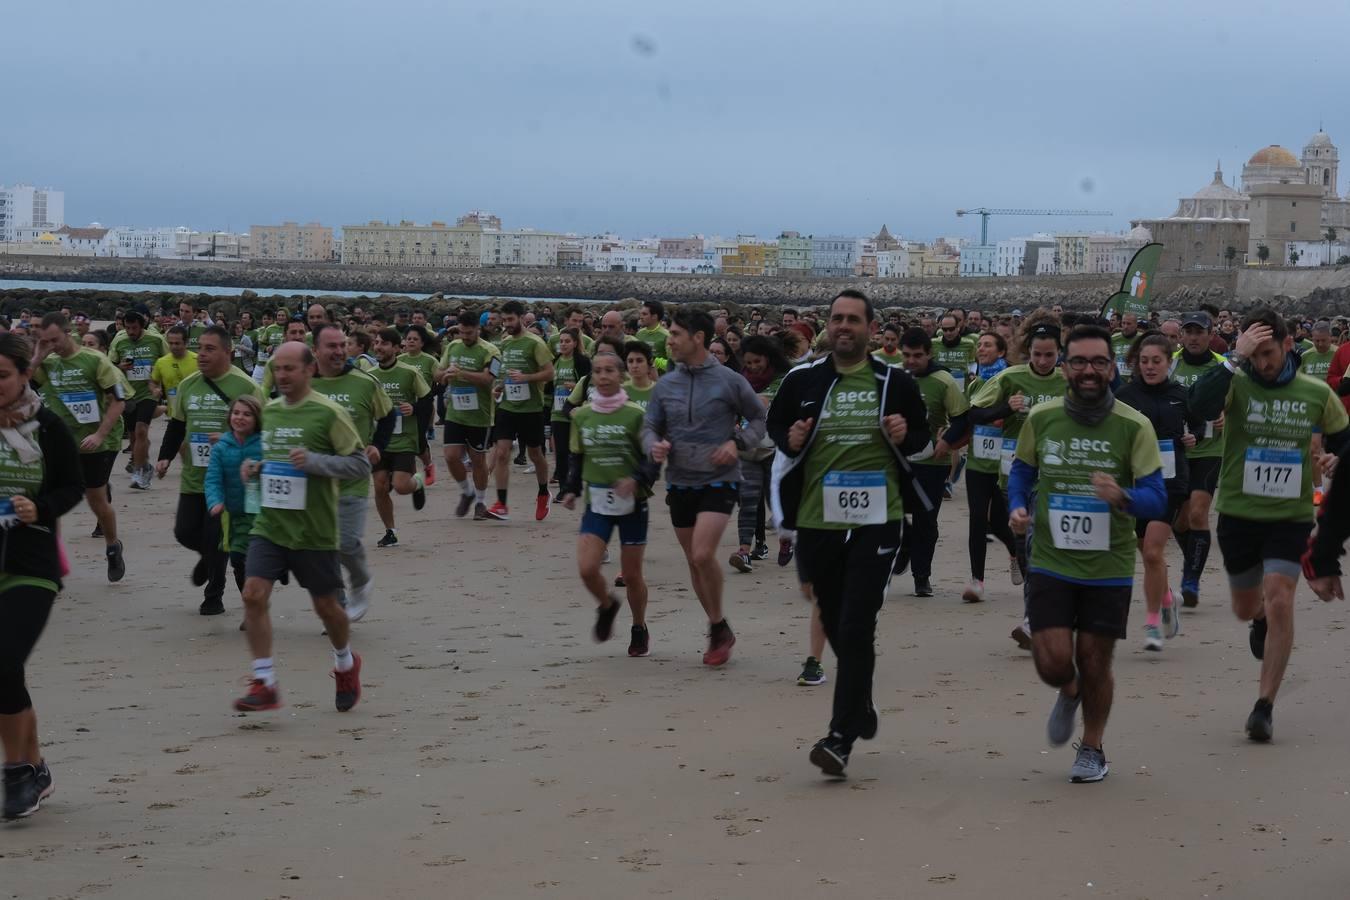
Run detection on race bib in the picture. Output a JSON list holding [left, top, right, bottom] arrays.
[[1049, 494, 1110, 551], [973, 425, 1001, 461], [60, 391, 100, 425], [504, 381, 531, 403], [999, 437, 1018, 475], [1242, 447, 1300, 499], [257, 349, 270, 364], [823, 471, 886, 525], [0, 498, 19, 529], [554, 387, 568, 412], [167, 388, 177, 400], [189, 432, 213, 468], [261, 460, 307, 510], [1116, 358, 1131, 377], [128, 359, 152, 381], [1158, 439, 1176, 480], [1204, 421, 1216, 440], [589, 484, 636, 516], [252, 364, 266, 384], [391, 411, 403, 435], [451, 386, 479, 411]]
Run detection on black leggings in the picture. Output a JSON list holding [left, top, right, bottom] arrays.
[[175, 493, 226, 602], [966, 469, 1016, 581], [552, 420, 571, 486], [0, 584, 56, 715]]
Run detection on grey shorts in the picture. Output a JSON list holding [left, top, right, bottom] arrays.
[[244, 536, 344, 597]]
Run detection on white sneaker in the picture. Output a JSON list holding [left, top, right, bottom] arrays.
[[346, 582, 371, 622], [523, 463, 536, 474], [961, 580, 985, 603], [1009, 555, 1024, 586]]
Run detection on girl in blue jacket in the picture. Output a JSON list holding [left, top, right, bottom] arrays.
[[205, 394, 264, 603]]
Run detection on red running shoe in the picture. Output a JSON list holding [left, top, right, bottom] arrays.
[[535, 493, 550, 521], [234, 679, 281, 712], [484, 501, 509, 521], [424, 463, 436, 487], [703, 621, 735, 666], [333, 652, 362, 712]]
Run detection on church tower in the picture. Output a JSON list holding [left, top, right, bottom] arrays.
[[1302, 129, 1340, 200]]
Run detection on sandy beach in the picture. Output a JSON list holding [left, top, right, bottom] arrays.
[[5, 421, 1349, 899]]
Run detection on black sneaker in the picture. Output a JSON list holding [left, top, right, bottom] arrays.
[[593, 595, 621, 643], [473, 502, 489, 521], [513, 452, 527, 466], [106, 541, 125, 583], [34, 762, 53, 803], [1249, 616, 1267, 660], [750, 542, 770, 561], [1246, 698, 1274, 742], [199, 595, 225, 616], [91, 523, 103, 539], [377, 530, 398, 548], [3, 764, 41, 819], [191, 559, 208, 587], [893, 545, 911, 577], [913, 576, 933, 597], [628, 625, 650, 657], [455, 493, 474, 518], [809, 734, 851, 777], [412, 485, 427, 511], [777, 539, 794, 567]]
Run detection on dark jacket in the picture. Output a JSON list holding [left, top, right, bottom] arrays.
[[1115, 378, 1204, 498], [767, 354, 932, 531], [0, 407, 85, 586]]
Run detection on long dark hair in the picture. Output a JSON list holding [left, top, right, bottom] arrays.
[[0, 333, 32, 375], [402, 323, 441, 358], [739, 334, 791, 377]]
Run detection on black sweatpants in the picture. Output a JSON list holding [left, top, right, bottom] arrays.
[[0, 584, 56, 715], [796, 522, 901, 744], [900, 464, 949, 580], [175, 493, 226, 603], [551, 420, 571, 486], [966, 469, 1016, 581]]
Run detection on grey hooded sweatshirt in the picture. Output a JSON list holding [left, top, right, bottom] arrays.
[[641, 353, 767, 487]]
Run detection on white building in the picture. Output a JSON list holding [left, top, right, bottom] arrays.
[[0, 184, 65, 243], [1288, 239, 1350, 266], [56, 225, 112, 254], [958, 244, 996, 277], [108, 226, 179, 258], [174, 229, 249, 260], [479, 229, 563, 267], [995, 235, 1055, 277], [875, 249, 908, 278]]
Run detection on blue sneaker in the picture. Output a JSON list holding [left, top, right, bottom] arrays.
[[1181, 580, 1199, 608], [1047, 687, 1081, 747], [1069, 743, 1109, 783]]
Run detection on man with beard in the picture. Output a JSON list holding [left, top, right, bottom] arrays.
[[1008, 324, 1165, 783], [1110, 312, 1141, 379], [487, 300, 554, 521]]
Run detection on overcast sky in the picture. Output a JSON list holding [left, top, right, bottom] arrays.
[[6, 0, 1343, 244]]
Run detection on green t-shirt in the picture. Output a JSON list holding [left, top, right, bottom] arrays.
[[1215, 371, 1349, 522], [397, 351, 439, 393], [440, 339, 499, 428], [312, 367, 393, 498], [497, 333, 554, 412], [1169, 350, 1227, 458], [185, 323, 208, 352], [797, 361, 903, 530], [256, 324, 285, 362], [964, 374, 999, 474], [968, 364, 1067, 484], [635, 326, 669, 360], [871, 349, 904, 367], [1301, 348, 1336, 380], [252, 391, 362, 551], [32, 347, 126, 454], [370, 362, 430, 454], [1015, 398, 1162, 582], [568, 402, 650, 506], [932, 337, 976, 392], [552, 354, 580, 422], [913, 368, 970, 467], [625, 381, 656, 412], [109, 331, 169, 401], [171, 369, 264, 494], [1111, 332, 1138, 378]]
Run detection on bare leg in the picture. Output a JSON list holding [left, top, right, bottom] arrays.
[[1075, 632, 1116, 747], [493, 439, 512, 491], [312, 593, 350, 650], [576, 534, 609, 605], [241, 577, 275, 660], [1140, 522, 1171, 616], [445, 445, 468, 485], [132, 421, 150, 472], [675, 512, 732, 623], [372, 471, 395, 529], [527, 445, 549, 487], [620, 544, 648, 627], [85, 486, 118, 545], [391, 471, 417, 496], [1031, 626, 1077, 691], [1233, 574, 1297, 702]]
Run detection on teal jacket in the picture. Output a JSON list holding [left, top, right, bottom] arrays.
[[204, 431, 262, 513]]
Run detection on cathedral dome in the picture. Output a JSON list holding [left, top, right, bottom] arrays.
[[1307, 131, 1334, 149], [1248, 145, 1299, 167]]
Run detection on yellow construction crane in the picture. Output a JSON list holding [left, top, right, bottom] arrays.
[[955, 208, 1114, 245]]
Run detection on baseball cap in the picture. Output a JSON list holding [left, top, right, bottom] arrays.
[[1180, 311, 1211, 329], [1011, 308, 1023, 317]]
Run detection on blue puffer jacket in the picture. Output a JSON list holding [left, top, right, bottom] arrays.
[[204, 431, 262, 512]]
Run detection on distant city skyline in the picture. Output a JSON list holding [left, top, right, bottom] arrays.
[[7, 0, 1344, 243]]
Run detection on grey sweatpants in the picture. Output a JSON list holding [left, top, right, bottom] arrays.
[[338, 494, 371, 592], [736, 457, 771, 548]]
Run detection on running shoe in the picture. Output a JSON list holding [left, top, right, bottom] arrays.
[[412, 484, 427, 511], [333, 652, 362, 712], [942, 481, 955, 500], [1245, 698, 1274, 742], [424, 463, 436, 486], [777, 539, 794, 567], [2, 764, 41, 820], [913, 576, 933, 597], [473, 502, 490, 520], [797, 656, 826, 686], [34, 762, 53, 803], [199, 596, 225, 616], [523, 462, 536, 474], [1069, 743, 1108, 783], [1249, 616, 1267, 661], [346, 582, 371, 623], [191, 558, 208, 587], [593, 595, 621, 642], [628, 625, 650, 657], [961, 580, 985, 603], [614, 573, 626, 588], [750, 542, 770, 561], [1010, 621, 1032, 650], [1162, 591, 1181, 639], [377, 529, 398, 548], [1314, 487, 1325, 506], [484, 501, 509, 521], [1009, 555, 1024, 586], [703, 620, 735, 666], [128, 470, 149, 490], [729, 551, 752, 573], [234, 679, 281, 712], [1143, 623, 1163, 652], [552, 491, 565, 504], [513, 451, 527, 466], [91, 523, 103, 538], [892, 544, 911, 577], [125, 460, 135, 474], [809, 734, 850, 777], [1181, 580, 1199, 608], [535, 494, 549, 521], [859, 703, 878, 740], [455, 493, 474, 518], [1047, 687, 1081, 747], [106, 540, 125, 583]]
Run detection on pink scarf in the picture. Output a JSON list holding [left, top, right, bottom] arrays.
[[590, 387, 629, 414]]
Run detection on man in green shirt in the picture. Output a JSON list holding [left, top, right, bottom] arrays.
[[635, 300, 670, 363], [175, 300, 210, 352], [1009, 324, 1165, 783], [154, 325, 263, 615], [312, 323, 394, 622], [32, 312, 128, 581], [369, 328, 432, 546], [252, 308, 287, 382], [1189, 308, 1350, 743], [548, 307, 595, 357], [439, 311, 501, 520], [1110, 312, 1140, 379], [235, 341, 370, 715], [110, 309, 169, 491], [767, 289, 931, 777], [487, 300, 555, 522], [871, 323, 903, 367]]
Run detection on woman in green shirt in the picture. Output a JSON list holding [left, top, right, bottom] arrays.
[[399, 325, 441, 485], [550, 329, 590, 501]]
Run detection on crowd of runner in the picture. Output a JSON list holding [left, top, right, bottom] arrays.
[[3, 291, 1349, 818]]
